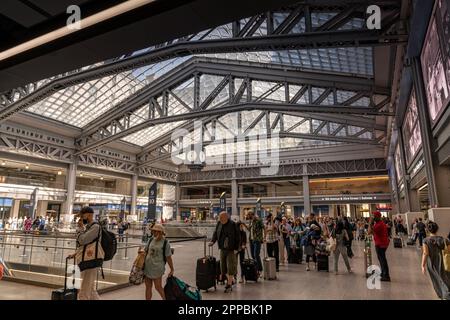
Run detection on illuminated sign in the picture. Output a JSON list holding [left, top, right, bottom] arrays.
[[421, 0, 450, 123], [411, 158, 425, 177], [402, 90, 422, 164]]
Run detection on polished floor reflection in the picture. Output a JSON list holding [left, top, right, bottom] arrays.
[[0, 240, 438, 300]]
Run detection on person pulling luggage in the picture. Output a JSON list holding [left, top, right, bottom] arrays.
[[247, 211, 265, 277], [140, 223, 174, 300], [209, 212, 240, 293]]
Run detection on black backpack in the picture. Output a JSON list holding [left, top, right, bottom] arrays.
[[96, 223, 117, 261]]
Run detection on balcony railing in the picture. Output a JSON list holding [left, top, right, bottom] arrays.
[[75, 184, 120, 194], [0, 176, 64, 189]]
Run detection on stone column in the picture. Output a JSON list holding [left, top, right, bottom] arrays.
[[209, 185, 214, 199], [62, 163, 76, 223], [302, 164, 311, 215], [231, 169, 238, 219], [11, 200, 20, 218], [175, 183, 181, 221], [130, 174, 138, 216]]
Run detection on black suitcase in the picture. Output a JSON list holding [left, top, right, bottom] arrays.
[[316, 254, 329, 272], [196, 240, 217, 291], [393, 237, 403, 248], [288, 247, 303, 264], [242, 248, 258, 282], [51, 257, 78, 300]]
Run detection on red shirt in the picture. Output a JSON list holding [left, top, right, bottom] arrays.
[[373, 221, 390, 248]]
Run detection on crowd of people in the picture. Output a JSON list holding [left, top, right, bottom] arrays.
[[57, 206, 449, 300], [206, 210, 449, 299], [0, 216, 56, 233]]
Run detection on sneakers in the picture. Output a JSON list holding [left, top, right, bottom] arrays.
[[306, 267, 310, 271], [380, 277, 391, 282], [224, 285, 232, 293], [238, 278, 244, 284], [348, 269, 353, 274]]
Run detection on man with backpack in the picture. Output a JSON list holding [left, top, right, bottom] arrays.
[[68, 207, 104, 300]]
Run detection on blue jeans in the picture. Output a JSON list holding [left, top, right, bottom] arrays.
[[283, 237, 291, 261], [250, 240, 263, 272]]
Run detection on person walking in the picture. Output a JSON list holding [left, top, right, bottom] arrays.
[[331, 221, 353, 274], [247, 211, 264, 277], [142, 224, 174, 300], [279, 217, 292, 262], [117, 219, 125, 243], [304, 213, 321, 271], [210, 212, 240, 293], [342, 216, 354, 258], [264, 213, 280, 271], [417, 218, 427, 247], [237, 222, 247, 283], [421, 221, 450, 300], [368, 211, 390, 282]]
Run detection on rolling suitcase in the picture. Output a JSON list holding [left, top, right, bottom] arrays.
[[263, 244, 277, 280], [393, 237, 403, 248], [51, 257, 78, 300], [242, 248, 258, 282], [406, 237, 415, 246], [316, 254, 329, 272], [288, 247, 303, 264], [196, 239, 217, 291]]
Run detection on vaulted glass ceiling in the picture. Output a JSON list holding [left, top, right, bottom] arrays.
[[23, 11, 376, 152]]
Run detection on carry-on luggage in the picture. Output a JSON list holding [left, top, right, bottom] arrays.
[[242, 248, 258, 282], [51, 257, 78, 300], [288, 247, 303, 264], [196, 239, 217, 291], [263, 244, 277, 280], [406, 236, 415, 246], [165, 276, 202, 300], [393, 237, 403, 248], [316, 254, 329, 272]]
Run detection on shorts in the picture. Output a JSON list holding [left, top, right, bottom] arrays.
[[220, 249, 237, 276]]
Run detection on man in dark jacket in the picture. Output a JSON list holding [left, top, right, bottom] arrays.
[[416, 218, 427, 247], [209, 211, 240, 293]]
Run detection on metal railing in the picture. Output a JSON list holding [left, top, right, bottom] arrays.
[[0, 229, 206, 291]]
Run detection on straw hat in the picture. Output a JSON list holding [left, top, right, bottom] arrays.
[[150, 223, 166, 235]]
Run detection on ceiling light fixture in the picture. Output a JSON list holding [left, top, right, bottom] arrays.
[[0, 0, 156, 62], [57, 170, 62, 175], [100, 176, 104, 180], [1, 160, 5, 166], [25, 164, 30, 170], [80, 173, 84, 177]]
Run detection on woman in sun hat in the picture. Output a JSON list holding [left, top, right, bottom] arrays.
[[141, 223, 174, 300]]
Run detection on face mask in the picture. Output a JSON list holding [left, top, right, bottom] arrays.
[[82, 219, 89, 225]]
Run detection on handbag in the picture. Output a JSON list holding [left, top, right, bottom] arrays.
[[327, 237, 337, 253], [443, 247, 450, 272], [129, 241, 147, 285], [75, 227, 104, 271]]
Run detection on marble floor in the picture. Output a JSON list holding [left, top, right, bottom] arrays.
[[0, 239, 438, 300]]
